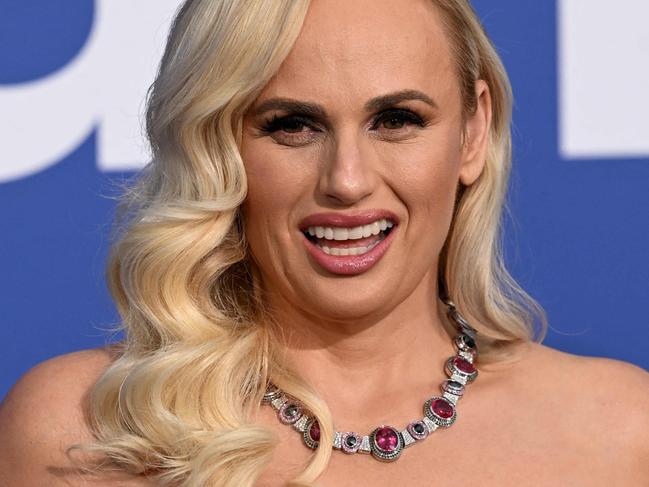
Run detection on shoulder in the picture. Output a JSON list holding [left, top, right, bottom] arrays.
[[0, 347, 116, 437], [3, 347, 116, 400], [507, 343, 649, 477], [0, 347, 149, 486], [516, 342, 649, 417], [551, 345, 649, 444], [522, 341, 649, 399]]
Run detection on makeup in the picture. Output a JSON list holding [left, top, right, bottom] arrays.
[[300, 210, 399, 275]]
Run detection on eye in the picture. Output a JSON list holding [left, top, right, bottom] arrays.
[[268, 116, 309, 133], [382, 117, 406, 129], [372, 108, 426, 132], [259, 114, 321, 146]]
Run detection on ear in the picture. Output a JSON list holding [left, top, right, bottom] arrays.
[[458, 80, 492, 186]]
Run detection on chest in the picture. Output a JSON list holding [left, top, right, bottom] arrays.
[[254, 404, 629, 487]]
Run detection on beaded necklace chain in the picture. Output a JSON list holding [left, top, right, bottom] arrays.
[[262, 299, 479, 462]]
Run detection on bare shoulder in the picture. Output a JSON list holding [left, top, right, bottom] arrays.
[[515, 342, 649, 412], [505, 342, 649, 478], [0, 348, 116, 443], [521, 341, 649, 400], [0, 347, 150, 486]]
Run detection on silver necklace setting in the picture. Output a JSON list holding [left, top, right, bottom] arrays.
[[262, 299, 479, 462]]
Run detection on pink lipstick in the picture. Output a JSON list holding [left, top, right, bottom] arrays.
[[299, 210, 399, 275]]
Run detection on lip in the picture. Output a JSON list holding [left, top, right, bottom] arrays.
[[298, 209, 400, 230], [301, 222, 398, 276]]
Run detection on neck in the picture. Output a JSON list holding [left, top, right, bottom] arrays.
[[262, 270, 457, 427]]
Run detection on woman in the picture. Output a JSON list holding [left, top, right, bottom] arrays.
[[1, 0, 647, 485]]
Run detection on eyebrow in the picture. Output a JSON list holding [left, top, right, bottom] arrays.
[[251, 89, 438, 117], [365, 89, 438, 112]]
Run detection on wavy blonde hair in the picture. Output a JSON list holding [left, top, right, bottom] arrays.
[[70, 0, 546, 485]]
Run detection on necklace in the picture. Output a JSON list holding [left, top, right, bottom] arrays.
[[262, 299, 479, 462]]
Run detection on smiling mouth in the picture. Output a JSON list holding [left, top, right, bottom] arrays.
[[302, 219, 396, 256]]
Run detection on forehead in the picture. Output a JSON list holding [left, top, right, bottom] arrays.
[[260, 0, 457, 107]]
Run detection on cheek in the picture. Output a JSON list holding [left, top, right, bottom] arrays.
[[384, 132, 462, 249], [242, 149, 310, 220], [389, 133, 461, 207], [240, 139, 314, 262]]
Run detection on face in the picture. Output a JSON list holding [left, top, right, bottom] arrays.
[[240, 0, 490, 322]]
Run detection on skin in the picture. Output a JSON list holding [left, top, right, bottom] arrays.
[[241, 1, 649, 485], [240, 0, 487, 420], [0, 1, 648, 486]]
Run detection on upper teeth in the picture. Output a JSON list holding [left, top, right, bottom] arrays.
[[306, 218, 394, 241]]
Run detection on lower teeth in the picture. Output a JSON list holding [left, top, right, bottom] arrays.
[[317, 239, 381, 256]]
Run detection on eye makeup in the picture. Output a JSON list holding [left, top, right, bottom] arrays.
[[257, 106, 430, 146], [370, 108, 426, 130], [258, 113, 323, 146]]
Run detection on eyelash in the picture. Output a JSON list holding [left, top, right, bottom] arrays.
[[259, 108, 427, 139], [260, 114, 317, 135], [373, 109, 427, 130]]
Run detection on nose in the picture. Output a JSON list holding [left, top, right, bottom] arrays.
[[318, 129, 377, 206]]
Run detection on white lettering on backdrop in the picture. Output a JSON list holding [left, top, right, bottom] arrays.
[[0, 0, 182, 183], [1, 0, 647, 184], [558, 0, 649, 159]]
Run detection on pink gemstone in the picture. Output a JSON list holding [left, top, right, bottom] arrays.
[[309, 421, 320, 442], [431, 398, 454, 419], [453, 356, 475, 374], [375, 427, 399, 452]]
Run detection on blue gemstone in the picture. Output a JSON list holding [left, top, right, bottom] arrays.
[[462, 334, 476, 349], [285, 405, 298, 417]]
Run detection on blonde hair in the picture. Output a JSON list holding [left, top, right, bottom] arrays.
[[70, 0, 546, 485]]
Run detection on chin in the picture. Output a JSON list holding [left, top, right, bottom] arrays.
[[297, 280, 399, 322]]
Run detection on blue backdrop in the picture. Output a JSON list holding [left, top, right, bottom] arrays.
[[1, 0, 648, 400]]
